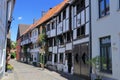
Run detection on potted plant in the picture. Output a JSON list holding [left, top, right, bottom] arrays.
[[7, 64, 14, 73], [87, 56, 102, 80]]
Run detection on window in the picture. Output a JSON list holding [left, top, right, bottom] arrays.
[[58, 35, 64, 45], [63, 10, 66, 20], [77, 28, 80, 37], [66, 32, 71, 42], [48, 53, 52, 61], [100, 36, 112, 73], [48, 38, 53, 47], [119, 0, 120, 8], [53, 38, 56, 46], [47, 24, 50, 31], [60, 53, 63, 63], [81, 25, 85, 35], [51, 21, 55, 29], [59, 14, 61, 23], [77, 0, 85, 14], [77, 25, 85, 38], [54, 54, 57, 63], [99, 0, 110, 18]]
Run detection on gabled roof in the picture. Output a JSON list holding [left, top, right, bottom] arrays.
[[17, 24, 30, 40], [22, 0, 69, 36]]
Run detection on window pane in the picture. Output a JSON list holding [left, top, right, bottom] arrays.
[[100, 0, 105, 17], [106, 0, 110, 14], [108, 46, 112, 71], [119, 0, 120, 8], [100, 36, 112, 73], [101, 47, 107, 70]]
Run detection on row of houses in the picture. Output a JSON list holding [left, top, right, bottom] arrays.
[[16, 0, 120, 80], [0, 0, 15, 79]]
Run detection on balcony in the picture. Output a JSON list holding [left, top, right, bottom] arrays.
[[20, 38, 31, 46], [30, 47, 40, 53]]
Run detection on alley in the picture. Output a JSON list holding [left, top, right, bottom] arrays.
[[3, 60, 71, 80]]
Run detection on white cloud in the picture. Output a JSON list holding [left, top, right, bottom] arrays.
[[18, 17, 22, 20]]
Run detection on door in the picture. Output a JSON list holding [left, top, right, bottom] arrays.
[[67, 53, 72, 73], [73, 45, 81, 75], [80, 43, 89, 76], [73, 43, 89, 77]]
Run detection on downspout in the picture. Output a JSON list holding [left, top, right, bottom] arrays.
[[89, 0, 92, 77]]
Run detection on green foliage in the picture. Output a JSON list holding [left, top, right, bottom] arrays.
[[87, 56, 105, 79], [38, 33, 46, 44], [11, 41, 16, 49], [88, 56, 100, 67], [7, 64, 14, 70], [11, 52, 16, 59], [23, 46, 27, 53]]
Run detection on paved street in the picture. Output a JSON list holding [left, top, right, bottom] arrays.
[[3, 60, 70, 80], [2, 60, 87, 80]]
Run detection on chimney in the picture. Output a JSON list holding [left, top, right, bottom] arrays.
[[33, 18, 36, 24], [41, 11, 46, 17]]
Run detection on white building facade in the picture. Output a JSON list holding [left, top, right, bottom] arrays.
[[0, 0, 15, 79], [91, 0, 120, 80]]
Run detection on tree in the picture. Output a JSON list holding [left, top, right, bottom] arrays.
[[37, 33, 48, 69]]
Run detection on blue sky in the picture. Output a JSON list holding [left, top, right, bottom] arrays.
[[11, 0, 63, 41]]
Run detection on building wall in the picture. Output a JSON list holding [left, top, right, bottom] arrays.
[[16, 38, 21, 61], [91, 0, 120, 79], [0, 0, 15, 78], [0, 0, 8, 78]]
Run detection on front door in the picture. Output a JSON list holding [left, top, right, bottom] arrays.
[[73, 43, 89, 77], [67, 53, 72, 73]]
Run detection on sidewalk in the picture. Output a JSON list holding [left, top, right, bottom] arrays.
[[1, 71, 14, 80]]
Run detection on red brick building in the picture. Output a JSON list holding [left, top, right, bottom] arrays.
[[16, 24, 30, 61]]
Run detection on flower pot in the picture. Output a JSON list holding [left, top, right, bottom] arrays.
[[41, 64, 44, 68]]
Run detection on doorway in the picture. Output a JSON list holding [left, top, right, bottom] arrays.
[[66, 53, 72, 73], [73, 43, 89, 77]]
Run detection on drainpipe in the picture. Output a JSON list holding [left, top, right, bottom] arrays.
[[89, 0, 92, 77]]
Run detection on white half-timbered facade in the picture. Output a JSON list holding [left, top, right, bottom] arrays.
[[71, 0, 90, 78]]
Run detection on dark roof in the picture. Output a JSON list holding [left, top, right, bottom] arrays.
[[17, 24, 30, 40]]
